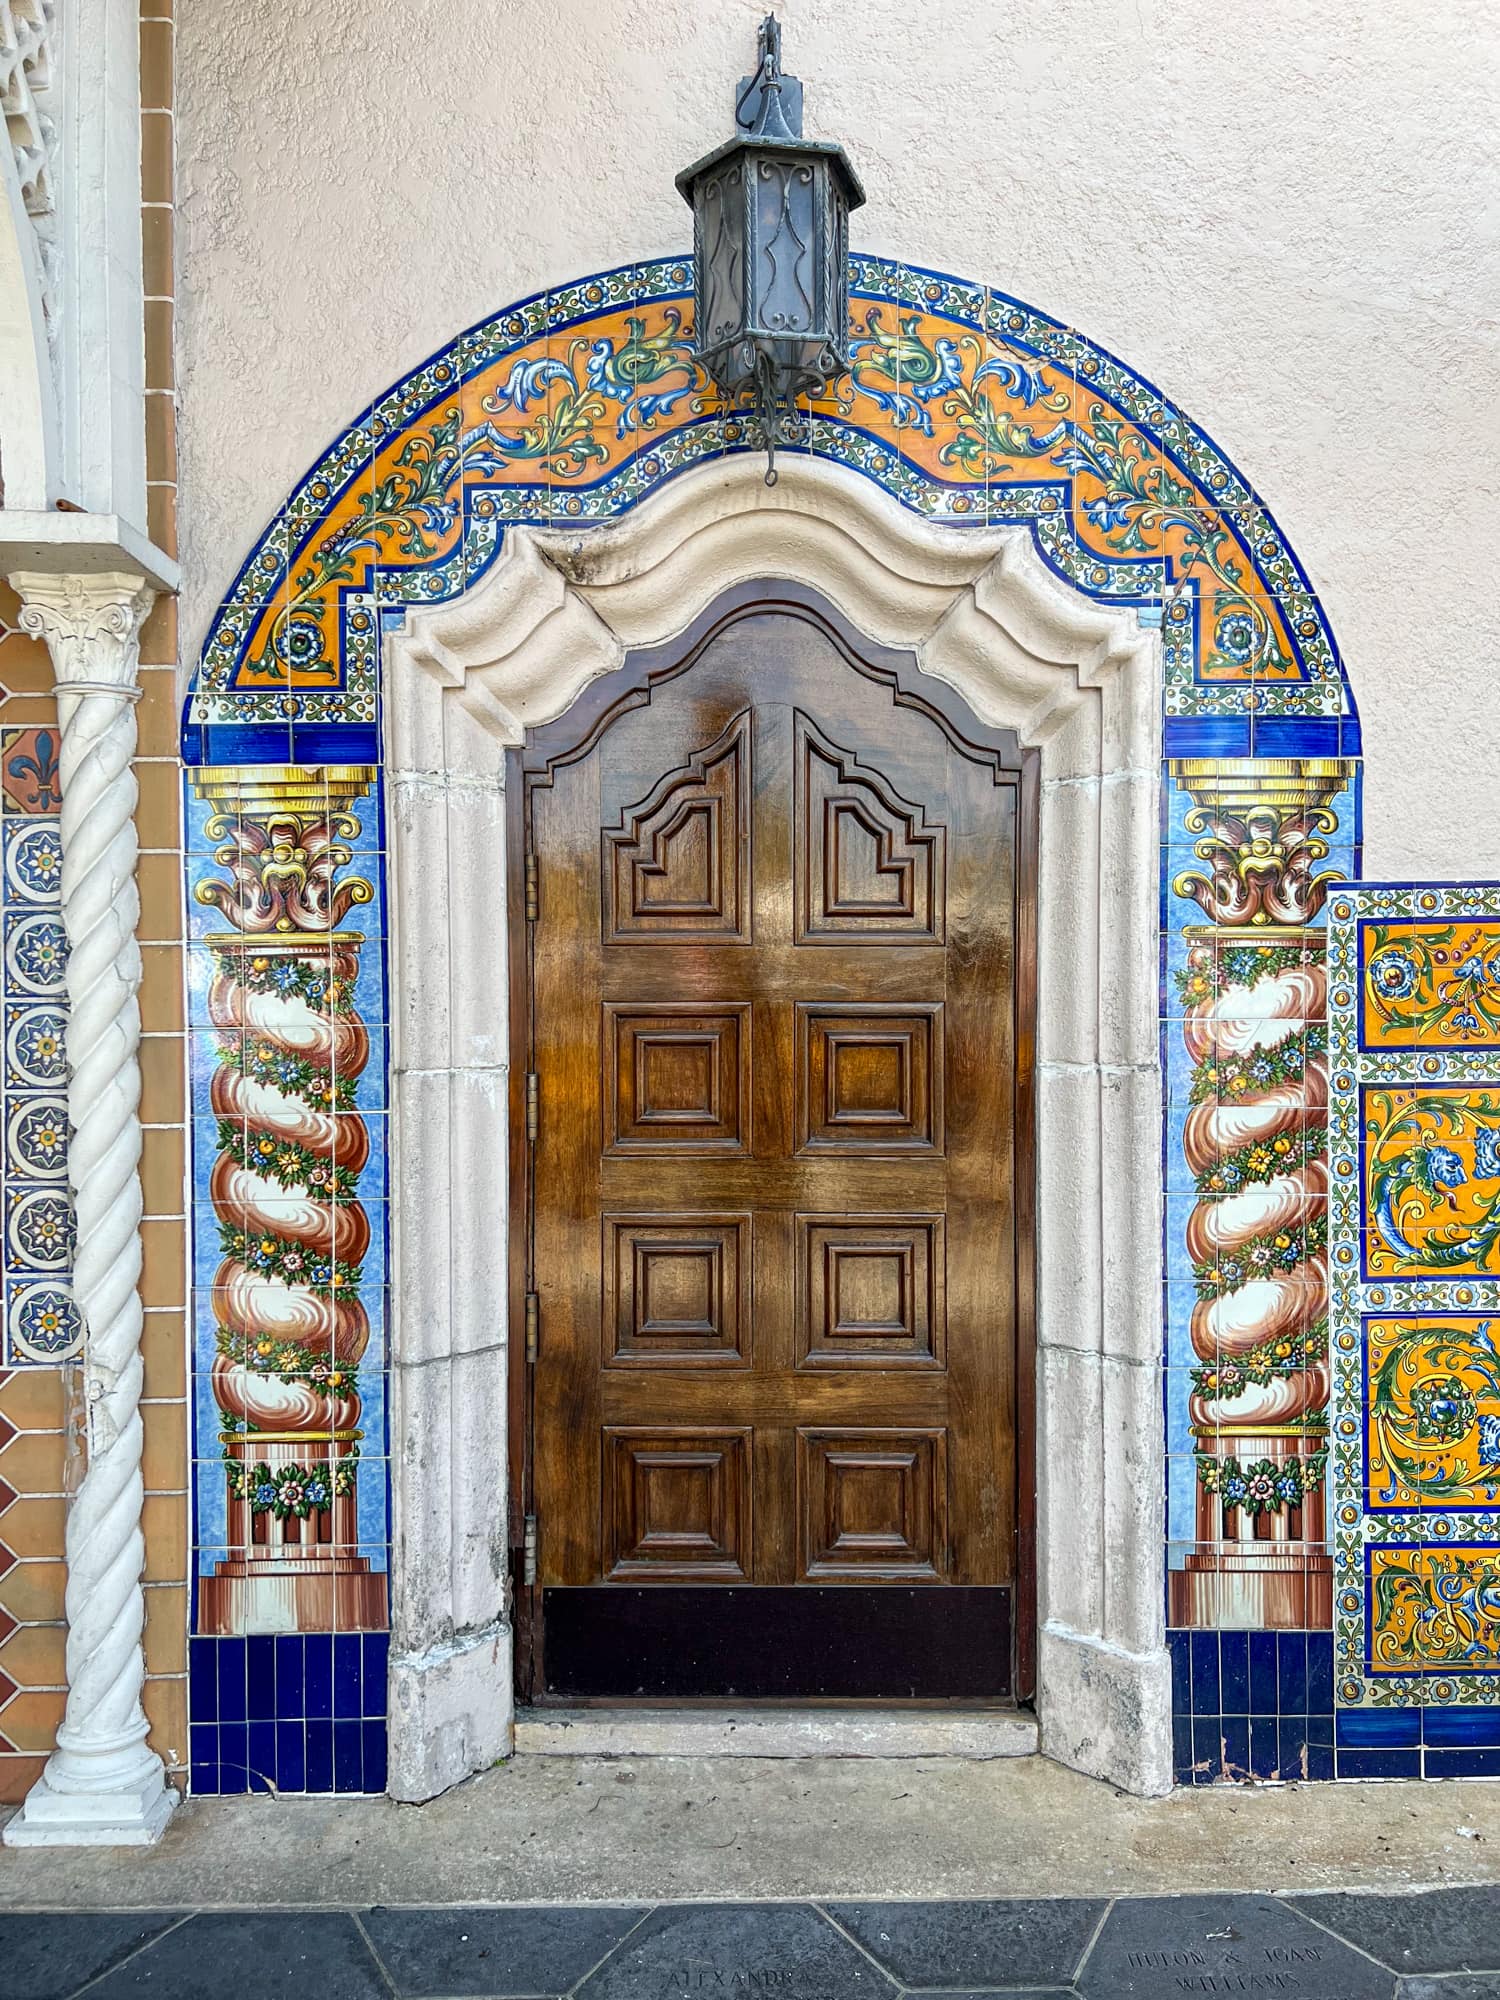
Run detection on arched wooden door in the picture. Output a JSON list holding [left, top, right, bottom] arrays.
[[509, 582, 1036, 1702]]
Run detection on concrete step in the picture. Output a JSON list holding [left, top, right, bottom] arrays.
[[512, 1706, 1039, 1759]]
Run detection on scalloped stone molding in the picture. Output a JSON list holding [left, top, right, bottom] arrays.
[[383, 455, 1170, 1801]]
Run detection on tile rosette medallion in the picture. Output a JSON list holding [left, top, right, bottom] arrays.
[[191, 766, 385, 1633], [1170, 758, 1351, 1627]]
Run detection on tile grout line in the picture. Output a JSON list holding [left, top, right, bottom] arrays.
[[62, 1909, 198, 2000], [563, 1901, 663, 1996], [1278, 1900, 1411, 1980], [348, 1908, 402, 1998], [809, 1899, 908, 1989], [1067, 1896, 1116, 1987]]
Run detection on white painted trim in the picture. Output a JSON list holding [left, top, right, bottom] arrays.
[[0, 123, 56, 508], [384, 456, 1170, 1803]]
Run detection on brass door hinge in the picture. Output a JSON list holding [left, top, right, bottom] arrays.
[[525, 1071, 539, 1142], [522, 1514, 538, 1586], [524, 1291, 539, 1363], [524, 850, 538, 923]]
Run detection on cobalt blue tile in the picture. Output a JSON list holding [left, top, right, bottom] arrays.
[[306, 1720, 334, 1792], [333, 1719, 363, 1792], [1249, 1715, 1281, 1780], [1220, 1634, 1250, 1715], [189, 1651, 217, 1725], [1423, 1706, 1500, 1749], [1190, 1631, 1220, 1716], [362, 1720, 388, 1793], [334, 1633, 362, 1718], [1341, 713, 1363, 755], [216, 1722, 250, 1793], [275, 1636, 304, 1720], [1164, 717, 1252, 758], [1278, 1719, 1309, 1778], [1249, 1633, 1278, 1716], [1337, 1747, 1421, 1780], [1337, 1709, 1421, 1749], [246, 1634, 275, 1721], [216, 1641, 247, 1725], [1169, 1631, 1191, 1715], [1173, 1714, 1194, 1781], [1309, 1712, 1336, 1749], [1251, 717, 1345, 758], [1191, 1713, 1222, 1772], [247, 1720, 277, 1793], [291, 722, 381, 765], [189, 1723, 218, 1792], [1278, 1633, 1307, 1715], [305, 1635, 333, 1720], [1221, 1715, 1250, 1774], [1307, 1632, 1334, 1701], [1306, 1743, 1334, 1782], [362, 1632, 389, 1716], [276, 1720, 306, 1792], [1425, 1747, 1500, 1778]]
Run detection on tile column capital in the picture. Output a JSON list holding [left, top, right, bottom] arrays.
[[7, 568, 155, 697]]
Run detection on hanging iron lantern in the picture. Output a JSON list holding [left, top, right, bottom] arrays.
[[676, 15, 864, 483]]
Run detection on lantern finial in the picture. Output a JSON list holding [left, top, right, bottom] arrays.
[[678, 17, 864, 484]]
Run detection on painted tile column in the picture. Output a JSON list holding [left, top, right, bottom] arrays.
[[1168, 758, 1351, 1631], [188, 766, 385, 1638]]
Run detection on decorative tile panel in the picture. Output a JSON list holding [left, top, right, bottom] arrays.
[[1329, 885, 1500, 1717], [0, 728, 78, 1365]]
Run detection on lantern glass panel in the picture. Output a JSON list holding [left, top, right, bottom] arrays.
[[752, 155, 818, 338], [699, 164, 746, 356]]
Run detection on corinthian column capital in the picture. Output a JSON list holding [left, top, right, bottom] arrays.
[[8, 570, 154, 698]]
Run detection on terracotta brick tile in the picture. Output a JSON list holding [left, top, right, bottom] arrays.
[[139, 17, 172, 109], [140, 943, 185, 1031], [142, 1492, 186, 1583], [139, 595, 177, 665], [141, 1402, 186, 1493], [0, 1432, 64, 1495], [144, 1676, 187, 1771], [140, 110, 173, 204], [141, 205, 173, 299], [147, 484, 177, 556], [137, 673, 179, 755], [1, 1689, 66, 1751], [141, 1312, 187, 1402], [0, 629, 53, 696], [0, 1753, 46, 1803], [0, 1560, 65, 1623], [0, 1370, 64, 1432], [0, 1623, 65, 1688], [141, 1127, 186, 1220], [140, 1217, 187, 1314], [136, 758, 181, 848], [138, 848, 183, 917], [145, 300, 173, 391], [0, 1497, 66, 1559], [143, 1586, 186, 1676], [139, 1036, 186, 1124], [146, 391, 176, 484]]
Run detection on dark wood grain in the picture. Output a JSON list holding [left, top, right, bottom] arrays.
[[514, 580, 1037, 1701]]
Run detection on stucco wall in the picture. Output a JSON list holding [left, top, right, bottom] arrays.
[[175, 0, 1498, 874]]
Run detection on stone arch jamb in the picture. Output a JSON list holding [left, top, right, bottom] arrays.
[[381, 455, 1170, 1801]]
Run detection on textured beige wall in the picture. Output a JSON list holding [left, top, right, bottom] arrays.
[[175, 0, 1499, 874]]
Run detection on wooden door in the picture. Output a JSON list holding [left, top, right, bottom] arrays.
[[513, 582, 1035, 1702]]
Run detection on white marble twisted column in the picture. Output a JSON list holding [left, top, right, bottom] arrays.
[[3, 570, 175, 1846]]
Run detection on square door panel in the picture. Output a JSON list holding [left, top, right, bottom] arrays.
[[798, 1429, 947, 1580], [605, 1004, 750, 1153], [604, 1214, 750, 1366], [796, 1215, 945, 1369], [604, 1428, 751, 1580], [796, 1004, 943, 1154]]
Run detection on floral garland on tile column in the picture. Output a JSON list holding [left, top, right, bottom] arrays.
[[1168, 759, 1351, 1629], [191, 767, 386, 1634]]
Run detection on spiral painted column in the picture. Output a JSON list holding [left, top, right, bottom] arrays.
[[3, 572, 175, 1846], [191, 768, 386, 1636], [1168, 760, 1350, 1630]]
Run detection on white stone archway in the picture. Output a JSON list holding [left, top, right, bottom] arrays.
[[382, 456, 1170, 1802]]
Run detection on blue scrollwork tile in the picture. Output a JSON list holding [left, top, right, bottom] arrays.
[[2, 818, 62, 904], [5, 1276, 83, 1362], [7, 1094, 69, 1178], [2, 909, 68, 996]]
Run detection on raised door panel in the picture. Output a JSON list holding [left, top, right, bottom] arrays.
[[603, 1214, 751, 1367], [798, 1428, 947, 1580], [796, 1215, 945, 1369], [604, 1428, 752, 1580], [796, 1004, 943, 1155], [605, 1004, 750, 1154], [794, 711, 946, 943], [602, 710, 751, 943]]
